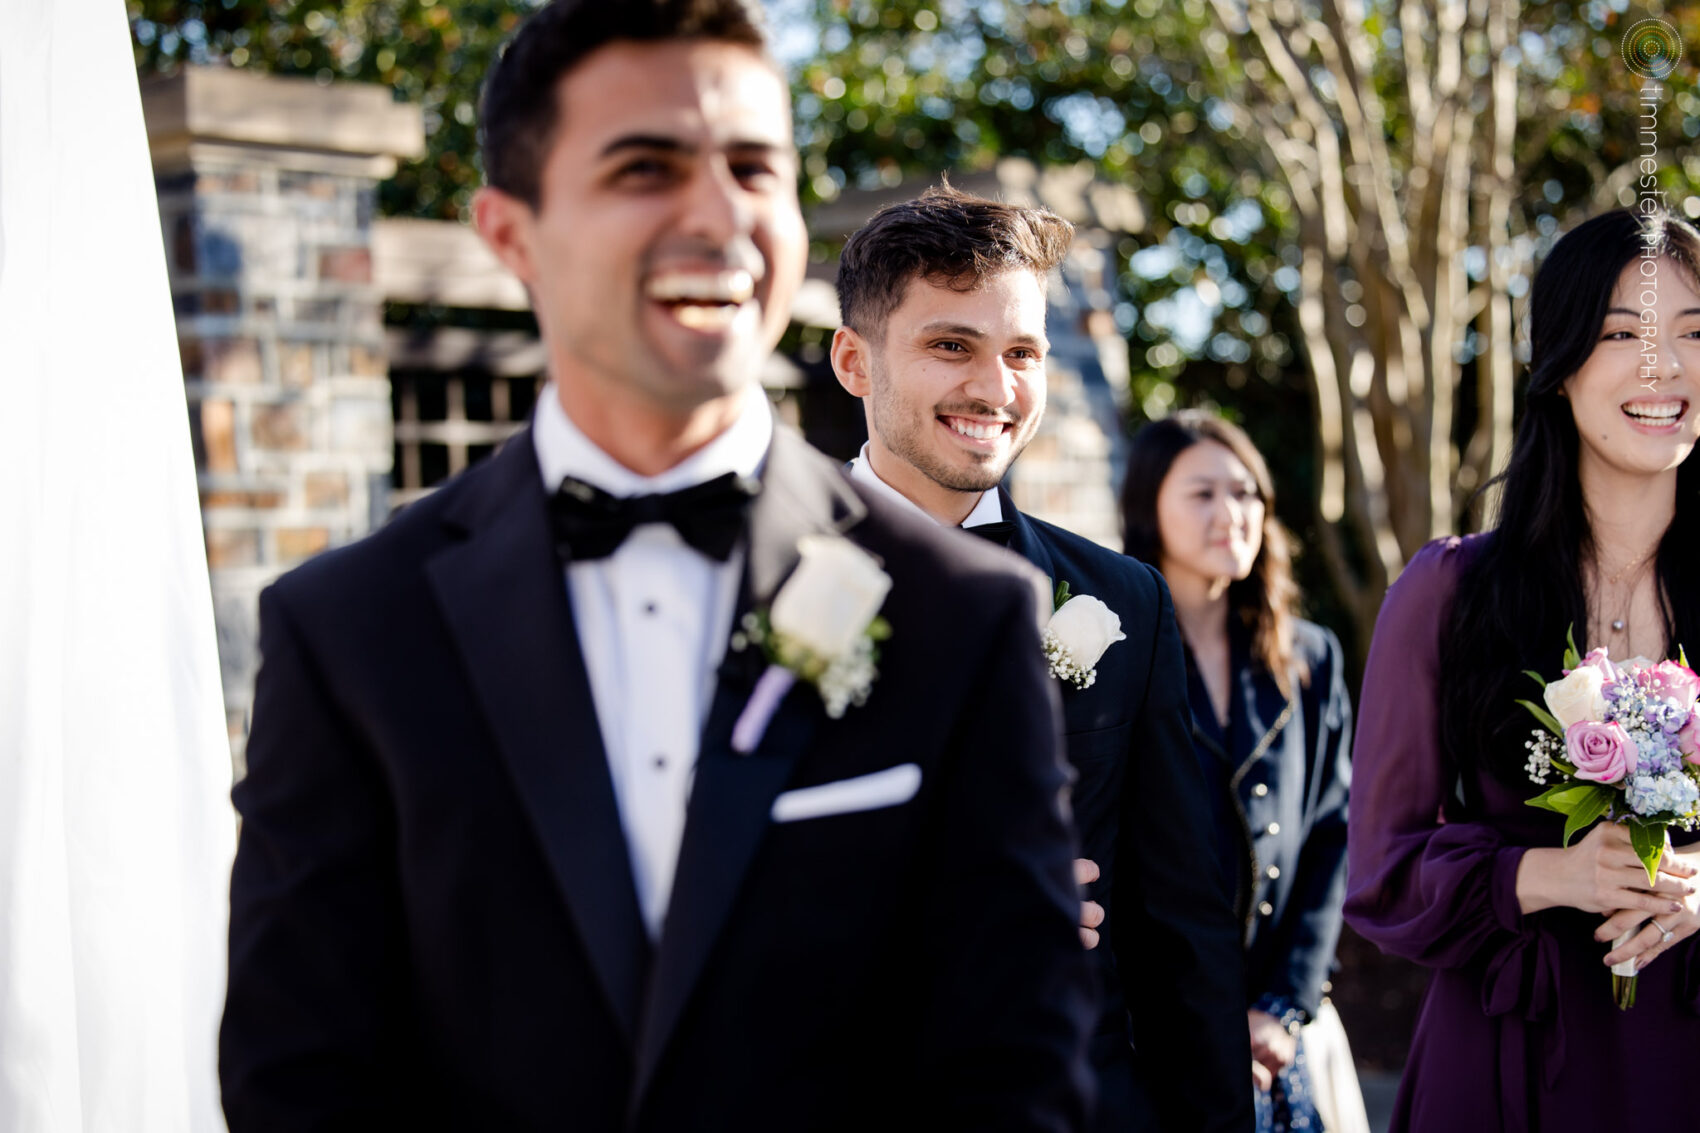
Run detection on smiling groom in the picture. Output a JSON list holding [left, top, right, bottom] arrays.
[[217, 5, 1095, 1130], [831, 185, 1252, 1132]]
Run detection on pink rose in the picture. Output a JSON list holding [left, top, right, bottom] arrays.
[[1681, 713, 1700, 765], [1566, 720, 1637, 784], [1645, 661, 1700, 711], [1578, 647, 1620, 687]]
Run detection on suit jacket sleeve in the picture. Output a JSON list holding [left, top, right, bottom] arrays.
[[1112, 569, 1253, 1132], [220, 583, 413, 1130], [915, 572, 1097, 1132], [1257, 628, 1353, 1017]]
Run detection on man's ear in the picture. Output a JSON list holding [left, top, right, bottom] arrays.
[[830, 325, 873, 398], [472, 186, 537, 286]]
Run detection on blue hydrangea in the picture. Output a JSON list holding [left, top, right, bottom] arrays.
[[1645, 699, 1691, 734], [1627, 769, 1700, 818]]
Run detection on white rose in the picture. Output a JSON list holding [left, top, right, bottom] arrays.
[[1046, 595, 1125, 671], [769, 535, 892, 659], [1543, 664, 1607, 731]]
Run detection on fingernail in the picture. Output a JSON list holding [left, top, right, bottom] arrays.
[[1673, 902, 1684, 912]]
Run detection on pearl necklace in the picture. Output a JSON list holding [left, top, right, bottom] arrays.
[[1595, 538, 1660, 635]]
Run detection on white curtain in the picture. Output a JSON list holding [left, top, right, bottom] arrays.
[[0, 1, 236, 1130]]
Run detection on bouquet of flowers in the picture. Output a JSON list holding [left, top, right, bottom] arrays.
[[1520, 631, 1700, 1008]]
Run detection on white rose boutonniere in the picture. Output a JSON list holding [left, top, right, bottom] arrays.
[[730, 534, 893, 753], [1044, 581, 1124, 690]]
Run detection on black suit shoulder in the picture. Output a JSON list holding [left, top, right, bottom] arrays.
[[265, 453, 490, 610], [1019, 515, 1166, 612]]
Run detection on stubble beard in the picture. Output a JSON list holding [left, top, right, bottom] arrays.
[[870, 390, 1028, 494]]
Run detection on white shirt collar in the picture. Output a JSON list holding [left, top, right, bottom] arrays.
[[533, 384, 773, 495], [846, 442, 1005, 528]]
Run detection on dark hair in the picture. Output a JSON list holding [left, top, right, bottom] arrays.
[[1121, 410, 1307, 695], [835, 182, 1074, 338], [1441, 208, 1700, 783], [479, 0, 771, 209]]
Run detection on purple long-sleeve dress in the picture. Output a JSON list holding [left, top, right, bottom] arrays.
[[1346, 535, 1700, 1133]]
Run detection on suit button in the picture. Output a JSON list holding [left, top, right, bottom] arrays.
[[1265, 821, 1280, 836], [1258, 901, 1274, 916], [1266, 865, 1281, 879], [1251, 783, 1269, 797]]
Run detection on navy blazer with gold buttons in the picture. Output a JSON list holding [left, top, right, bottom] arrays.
[[1185, 618, 1353, 1019]]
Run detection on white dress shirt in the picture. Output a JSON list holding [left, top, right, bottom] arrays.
[[846, 443, 1006, 529], [534, 387, 772, 939]]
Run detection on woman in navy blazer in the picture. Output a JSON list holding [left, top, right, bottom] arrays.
[[1122, 411, 1356, 1133]]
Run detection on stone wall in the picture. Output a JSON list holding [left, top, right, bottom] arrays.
[[144, 68, 422, 762]]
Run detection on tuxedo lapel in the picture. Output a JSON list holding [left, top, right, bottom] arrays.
[[424, 433, 650, 1044], [1001, 487, 1059, 589], [630, 425, 867, 1105]]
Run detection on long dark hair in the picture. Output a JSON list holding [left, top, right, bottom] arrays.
[[1121, 410, 1307, 696], [1440, 209, 1700, 783]]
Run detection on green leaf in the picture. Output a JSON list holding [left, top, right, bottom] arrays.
[[1681, 644, 1691, 670], [1560, 785, 1614, 846], [1564, 624, 1581, 672], [1052, 579, 1072, 611], [1551, 755, 1577, 776], [1628, 820, 1667, 887], [1526, 781, 1603, 815], [1523, 669, 1548, 689], [1516, 699, 1565, 738]]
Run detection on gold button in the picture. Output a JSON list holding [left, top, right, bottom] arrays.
[[1265, 822, 1280, 836], [1252, 783, 1269, 797], [1259, 901, 1274, 916]]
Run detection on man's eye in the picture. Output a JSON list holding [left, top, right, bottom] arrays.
[[731, 161, 780, 185], [933, 341, 967, 353], [613, 158, 674, 183]]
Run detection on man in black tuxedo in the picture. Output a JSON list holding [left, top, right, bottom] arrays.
[[830, 186, 1252, 1132], [218, 5, 1095, 1130]]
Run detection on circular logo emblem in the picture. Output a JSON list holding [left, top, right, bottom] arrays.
[[1622, 19, 1684, 79]]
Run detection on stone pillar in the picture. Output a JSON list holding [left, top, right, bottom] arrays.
[[143, 67, 423, 759]]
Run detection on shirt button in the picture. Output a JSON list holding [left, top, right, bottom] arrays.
[[1265, 821, 1280, 836], [1258, 901, 1274, 916], [1266, 865, 1281, 880], [643, 601, 658, 616], [1251, 783, 1269, 797], [653, 754, 667, 771]]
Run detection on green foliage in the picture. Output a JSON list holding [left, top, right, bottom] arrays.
[[1516, 698, 1565, 738], [1524, 780, 1613, 846], [1628, 819, 1668, 887], [128, 0, 537, 219]]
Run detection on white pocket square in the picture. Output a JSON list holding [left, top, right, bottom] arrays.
[[771, 763, 922, 824]]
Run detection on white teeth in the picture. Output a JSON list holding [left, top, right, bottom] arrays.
[[946, 418, 1005, 440], [1624, 400, 1684, 422], [672, 304, 739, 331], [646, 270, 755, 304]]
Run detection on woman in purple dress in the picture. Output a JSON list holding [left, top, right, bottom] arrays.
[[1346, 208, 1700, 1132]]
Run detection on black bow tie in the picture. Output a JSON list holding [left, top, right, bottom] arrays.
[[963, 521, 1017, 548], [550, 471, 760, 562]]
